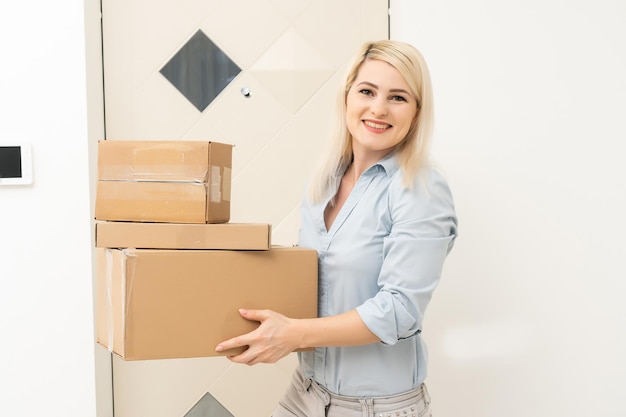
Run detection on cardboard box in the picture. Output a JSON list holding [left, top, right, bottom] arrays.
[[95, 140, 232, 223], [96, 247, 318, 360], [97, 139, 224, 182], [95, 221, 272, 250]]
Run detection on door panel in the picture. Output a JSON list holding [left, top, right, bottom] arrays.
[[101, 1, 388, 415]]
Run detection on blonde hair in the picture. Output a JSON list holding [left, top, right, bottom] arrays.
[[308, 40, 435, 204]]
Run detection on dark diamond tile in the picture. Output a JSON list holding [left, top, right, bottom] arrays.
[[184, 392, 233, 417], [160, 30, 241, 112]]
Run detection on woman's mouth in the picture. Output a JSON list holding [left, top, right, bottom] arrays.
[[363, 120, 391, 130]]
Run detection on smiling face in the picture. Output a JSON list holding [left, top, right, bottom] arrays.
[[345, 59, 419, 165]]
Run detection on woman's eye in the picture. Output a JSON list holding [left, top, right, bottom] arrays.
[[359, 89, 373, 96], [391, 95, 408, 102]]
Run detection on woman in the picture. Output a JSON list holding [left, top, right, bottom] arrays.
[[216, 39, 458, 417]]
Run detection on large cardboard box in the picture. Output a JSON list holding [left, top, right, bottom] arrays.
[[96, 247, 318, 360], [95, 221, 271, 250], [95, 140, 232, 223]]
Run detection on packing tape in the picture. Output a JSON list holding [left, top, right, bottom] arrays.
[[121, 250, 128, 352], [209, 166, 222, 203], [222, 167, 232, 202], [105, 249, 114, 353], [100, 164, 209, 182]]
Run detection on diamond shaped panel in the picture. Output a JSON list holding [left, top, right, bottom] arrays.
[[160, 30, 241, 112], [185, 392, 233, 417], [249, 27, 334, 113]]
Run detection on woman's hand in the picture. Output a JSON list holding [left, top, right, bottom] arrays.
[[215, 309, 379, 365], [215, 309, 302, 365]]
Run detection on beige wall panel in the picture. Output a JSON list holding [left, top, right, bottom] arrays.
[[113, 356, 231, 417], [127, 0, 222, 68], [210, 356, 297, 417], [200, 0, 290, 68], [250, 27, 336, 113], [266, 0, 314, 20], [271, 206, 302, 246], [362, 0, 391, 40], [183, 72, 292, 177], [229, 69, 342, 230], [100, 0, 389, 415], [111, 72, 214, 139], [294, 0, 384, 68]]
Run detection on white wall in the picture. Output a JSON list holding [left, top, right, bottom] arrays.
[[0, 1, 96, 416], [391, 1, 626, 416]]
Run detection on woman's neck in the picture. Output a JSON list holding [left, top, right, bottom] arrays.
[[348, 147, 393, 182]]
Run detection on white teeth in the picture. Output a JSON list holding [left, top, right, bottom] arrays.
[[364, 120, 390, 129]]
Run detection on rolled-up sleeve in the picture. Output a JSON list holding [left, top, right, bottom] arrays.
[[356, 169, 458, 345]]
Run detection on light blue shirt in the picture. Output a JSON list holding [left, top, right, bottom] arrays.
[[297, 152, 458, 397]]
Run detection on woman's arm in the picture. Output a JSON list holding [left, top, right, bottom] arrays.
[[215, 308, 379, 365], [216, 169, 457, 366]]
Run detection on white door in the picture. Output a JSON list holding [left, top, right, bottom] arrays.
[[98, 1, 388, 416]]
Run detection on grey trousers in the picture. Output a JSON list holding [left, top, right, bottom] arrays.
[[272, 368, 432, 417]]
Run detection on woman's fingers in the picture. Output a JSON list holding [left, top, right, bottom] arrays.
[[214, 308, 265, 352], [215, 308, 295, 364]]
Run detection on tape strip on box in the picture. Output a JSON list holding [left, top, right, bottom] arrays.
[[105, 249, 114, 353]]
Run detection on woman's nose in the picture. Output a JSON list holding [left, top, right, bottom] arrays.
[[370, 98, 388, 117]]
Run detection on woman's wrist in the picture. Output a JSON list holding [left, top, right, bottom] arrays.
[[290, 318, 310, 350]]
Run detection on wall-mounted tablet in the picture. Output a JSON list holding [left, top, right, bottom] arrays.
[[0, 144, 33, 185]]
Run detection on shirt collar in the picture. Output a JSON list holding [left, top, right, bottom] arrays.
[[334, 151, 400, 182], [371, 151, 400, 178]]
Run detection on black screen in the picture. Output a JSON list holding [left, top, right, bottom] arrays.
[[0, 146, 23, 178]]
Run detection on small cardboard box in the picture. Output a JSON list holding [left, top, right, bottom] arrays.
[[96, 247, 318, 360], [95, 221, 271, 250], [95, 140, 232, 223]]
